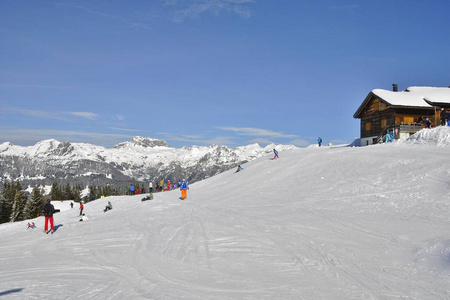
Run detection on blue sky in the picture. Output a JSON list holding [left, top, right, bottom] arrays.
[[1, 0, 449, 148]]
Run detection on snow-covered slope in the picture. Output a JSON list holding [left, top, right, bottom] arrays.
[[1, 128, 450, 299]]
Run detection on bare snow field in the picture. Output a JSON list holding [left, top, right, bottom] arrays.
[[1, 127, 450, 299]]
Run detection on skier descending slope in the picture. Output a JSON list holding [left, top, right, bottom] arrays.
[[42, 200, 55, 234], [273, 148, 279, 159], [180, 179, 189, 200]]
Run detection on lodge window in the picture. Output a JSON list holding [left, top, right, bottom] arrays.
[[366, 122, 371, 131], [381, 119, 387, 128], [403, 117, 414, 125]]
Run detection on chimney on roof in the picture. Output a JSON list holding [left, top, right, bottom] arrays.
[[392, 84, 398, 92]]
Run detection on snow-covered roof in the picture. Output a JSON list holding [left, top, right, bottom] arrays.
[[374, 86, 450, 107], [354, 86, 450, 118]]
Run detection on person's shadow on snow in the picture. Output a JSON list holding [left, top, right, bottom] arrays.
[[54, 224, 64, 232], [0, 288, 23, 296]]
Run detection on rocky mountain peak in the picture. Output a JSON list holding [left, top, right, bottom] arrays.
[[113, 137, 170, 149]]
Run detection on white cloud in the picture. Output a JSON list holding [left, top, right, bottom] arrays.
[[1, 107, 67, 120], [289, 139, 310, 147], [108, 127, 142, 132], [0, 127, 133, 147], [164, 133, 236, 146], [218, 126, 297, 139], [168, 0, 255, 22], [57, 3, 152, 30], [68, 112, 98, 120], [2, 106, 99, 121], [247, 138, 273, 146], [329, 4, 360, 10]]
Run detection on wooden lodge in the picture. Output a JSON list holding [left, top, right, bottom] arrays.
[[353, 85, 450, 146]]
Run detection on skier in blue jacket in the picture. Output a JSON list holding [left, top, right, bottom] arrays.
[[129, 184, 135, 195], [273, 149, 279, 159], [180, 179, 189, 199]]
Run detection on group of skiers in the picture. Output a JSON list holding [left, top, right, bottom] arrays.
[[130, 179, 188, 195], [142, 179, 189, 200]]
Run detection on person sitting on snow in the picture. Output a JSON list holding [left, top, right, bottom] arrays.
[[141, 193, 154, 201], [103, 201, 112, 212], [79, 214, 88, 222], [235, 165, 243, 173]]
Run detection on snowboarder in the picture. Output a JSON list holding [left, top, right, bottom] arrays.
[[79, 202, 84, 216], [43, 200, 55, 234], [235, 165, 243, 173], [318, 137, 322, 147], [103, 201, 112, 212], [273, 149, 279, 159], [149, 182, 153, 193], [79, 214, 88, 222], [425, 117, 431, 128], [70, 202, 73, 209], [180, 179, 189, 200], [141, 194, 154, 201], [129, 184, 135, 195]]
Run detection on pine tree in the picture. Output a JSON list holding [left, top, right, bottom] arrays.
[[50, 182, 62, 200], [88, 185, 98, 201], [1, 181, 22, 224], [11, 190, 28, 222], [63, 183, 73, 200], [0, 193, 8, 224], [25, 186, 45, 219], [72, 185, 82, 202]]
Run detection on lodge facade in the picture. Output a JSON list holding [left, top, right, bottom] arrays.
[[353, 85, 450, 146]]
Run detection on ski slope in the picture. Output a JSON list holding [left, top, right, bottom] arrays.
[[1, 127, 450, 299]]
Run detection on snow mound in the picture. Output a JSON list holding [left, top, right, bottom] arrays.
[[400, 126, 450, 146]]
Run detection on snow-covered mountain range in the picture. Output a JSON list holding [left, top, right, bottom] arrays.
[[0, 137, 296, 190]]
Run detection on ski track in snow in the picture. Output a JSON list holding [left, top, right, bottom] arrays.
[[2, 130, 450, 299]]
